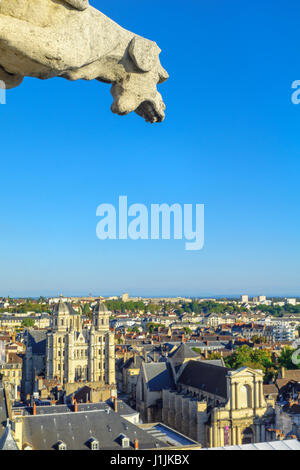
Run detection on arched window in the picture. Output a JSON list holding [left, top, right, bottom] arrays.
[[75, 366, 82, 381], [239, 384, 251, 409], [242, 427, 254, 445]]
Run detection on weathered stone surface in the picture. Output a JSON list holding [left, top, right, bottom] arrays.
[[0, 0, 168, 122]]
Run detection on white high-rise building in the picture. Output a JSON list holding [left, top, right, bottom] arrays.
[[273, 323, 296, 342], [121, 293, 129, 302], [285, 298, 297, 306]]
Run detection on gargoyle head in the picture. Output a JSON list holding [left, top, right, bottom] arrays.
[[111, 36, 169, 123]]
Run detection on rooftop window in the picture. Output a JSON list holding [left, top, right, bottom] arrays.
[[89, 438, 99, 450], [57, 440, 67, 450]]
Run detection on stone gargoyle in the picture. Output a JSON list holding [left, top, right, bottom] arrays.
[[0, 0, 169, 122]]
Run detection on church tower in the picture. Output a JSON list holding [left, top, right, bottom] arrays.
[[46, 297, 115, 391], [92, 301, 110, 331], [46, 295, 81, 383], [89, 301, 115, 385], [89, 301, 115, 386], [52, 294, 71, 332]]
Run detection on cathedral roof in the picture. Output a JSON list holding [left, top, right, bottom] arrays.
[[168, 343, 199, 360], [178, 361, 231, 399], [53, 298, 77, 316], [142, 362, 175, 392], [26, 330, 47, 355], [93, 301, 109, 314]]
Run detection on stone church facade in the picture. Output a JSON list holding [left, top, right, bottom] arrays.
[[46, 297, 115, 387], [136, 343, 275, 448]]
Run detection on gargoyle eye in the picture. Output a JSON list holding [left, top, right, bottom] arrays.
[[129, 37, 159, 73]]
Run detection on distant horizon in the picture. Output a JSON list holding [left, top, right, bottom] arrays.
[[1, 292, 300, 300]]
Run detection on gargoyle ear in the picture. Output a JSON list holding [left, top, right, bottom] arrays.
[[129, 37, 160, 72], [65, 0, 89, 10]]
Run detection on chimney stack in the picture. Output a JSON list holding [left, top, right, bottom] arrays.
[[134, 439, 139, 450], [114, 396, 118, 413]]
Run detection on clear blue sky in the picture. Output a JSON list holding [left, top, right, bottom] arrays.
[[1, 0, 300, 297]]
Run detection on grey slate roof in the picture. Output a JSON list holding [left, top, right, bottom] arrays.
[[107, 400, 138, 417], [122, 355, 144, 371], [178, 361, 231, 399], [15, 402, 137, 417], [27, 330, 47, 355], [0, 421, 19, 450], [0, 383, 8, 431], [168, 343, 199, 359], [143, 362, 175, 392], [21, 404, 168, 450], [198, 359, 224, 367]]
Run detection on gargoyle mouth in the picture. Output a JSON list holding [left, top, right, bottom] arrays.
[[135, 99, 166, 124], [111, 84, 166, 123]]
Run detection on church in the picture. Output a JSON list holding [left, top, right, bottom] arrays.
[[136, 343, 276, 448], [46, 296, 115, 387]]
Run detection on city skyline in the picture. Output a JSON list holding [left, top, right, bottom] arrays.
[[1, 292, 300, 299], [1, 0, 300, 296]]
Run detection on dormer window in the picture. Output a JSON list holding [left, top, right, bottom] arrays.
[[119, 434, 130, 448], [89, 438, 99, 450], [57, 440, 67, 450]]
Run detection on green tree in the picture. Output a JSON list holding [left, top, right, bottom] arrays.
[[183, 327, 192, 335], [224, 345, 274, 381], [147, 322, 165, 333], [278, 347, 300, 370], [82, 303, 92, 318], [252, 335, 266, 345], [21, 318, 35, 328]]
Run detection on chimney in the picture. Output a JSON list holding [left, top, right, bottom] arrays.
[[114, 396, 118, 413], [74, 399, 78, 412], [134, 439, 139, 450], [281, 367, 285, 379], [32, 401, 36, 416]]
